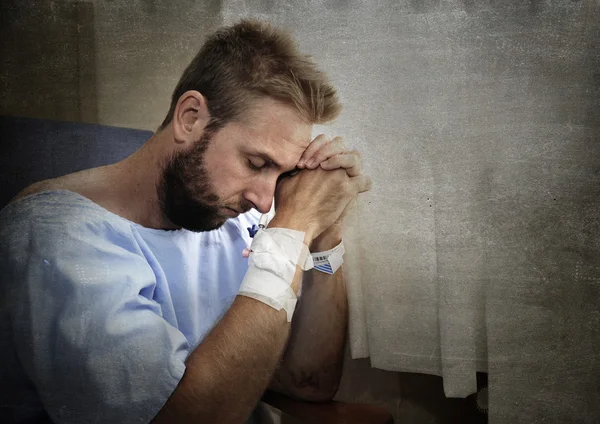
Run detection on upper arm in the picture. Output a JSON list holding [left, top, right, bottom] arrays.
[[10, 180, 54, 204], [5, 220, 189, 423]]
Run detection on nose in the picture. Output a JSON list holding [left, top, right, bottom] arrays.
[[243, 177, 276, 214]]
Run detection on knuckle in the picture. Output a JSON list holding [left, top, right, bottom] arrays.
[[334, 167, 347, 177], [312, 155, 323, 165], [320, 135, 331, 145], [338, 184, 351, 198], [340, 178, 354, 194]]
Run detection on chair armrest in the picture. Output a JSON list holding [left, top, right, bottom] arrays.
[[261, 390, 394, 424]]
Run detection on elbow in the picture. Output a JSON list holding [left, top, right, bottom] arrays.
[[276, 361, 344, 402], [298, 387, 339, 402], [287, 379, 341, 402]]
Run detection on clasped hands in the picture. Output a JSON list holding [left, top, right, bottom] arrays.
[[276, 134, 371, 249]]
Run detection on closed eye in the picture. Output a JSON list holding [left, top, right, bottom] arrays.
[[248, 158, 266, 171]]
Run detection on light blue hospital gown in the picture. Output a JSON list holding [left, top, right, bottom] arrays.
[[0, 190, 262, 423]]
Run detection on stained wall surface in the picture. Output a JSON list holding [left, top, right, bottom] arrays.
[[1, 1, 599, 423]]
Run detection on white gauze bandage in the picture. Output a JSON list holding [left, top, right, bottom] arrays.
[[239, 228, 314, 321]]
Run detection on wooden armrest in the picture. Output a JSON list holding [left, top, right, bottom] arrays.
[[261, 390, 394, 424]]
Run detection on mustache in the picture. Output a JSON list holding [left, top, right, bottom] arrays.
[[228, 202, 254, 214]]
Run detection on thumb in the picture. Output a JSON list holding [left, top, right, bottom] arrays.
[[351, 174, 373, 194]]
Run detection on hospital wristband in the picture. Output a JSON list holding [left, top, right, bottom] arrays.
[[311, 240, 345, 274]]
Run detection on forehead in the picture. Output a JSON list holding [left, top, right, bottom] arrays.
[[236, 98, 312, 169]]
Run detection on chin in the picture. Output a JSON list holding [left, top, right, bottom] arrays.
[[180, 215, 228, 233], [159, 185, 228, 232]]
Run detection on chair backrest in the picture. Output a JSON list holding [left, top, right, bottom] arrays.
[[0, 115, 153, 209]]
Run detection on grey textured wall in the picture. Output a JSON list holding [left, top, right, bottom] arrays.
[[1, 1, 599, 423], [0, 0, 97, 122]]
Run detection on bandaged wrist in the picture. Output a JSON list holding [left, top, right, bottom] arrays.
[[311, 240, 345, 274], [239, 228, 314, 321]]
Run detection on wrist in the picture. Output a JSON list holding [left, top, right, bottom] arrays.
[[310, 226, 342, 251], [267, 215, 316, 246]]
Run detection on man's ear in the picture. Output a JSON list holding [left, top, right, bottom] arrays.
[[172, 90, 211, 146]]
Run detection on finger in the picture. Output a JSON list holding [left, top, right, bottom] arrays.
[[297, 134, 329, 168], [305, 136, 346, 169], [351, 174, 373, 194], [320, 153, 363, 177]]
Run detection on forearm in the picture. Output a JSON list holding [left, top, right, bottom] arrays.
[[154, 272, 301, 423], [273, 230, 348, 401]]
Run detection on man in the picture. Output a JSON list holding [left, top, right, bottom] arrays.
[[0, 19, 371, 423]]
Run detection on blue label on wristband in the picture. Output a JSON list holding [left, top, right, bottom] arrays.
[[314, 263, 334, 274]]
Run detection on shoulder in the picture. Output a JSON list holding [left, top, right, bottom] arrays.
[[9, 167, 98, 205], [5, 167, 123, 228], [1, 188, 133, 250], [0, 189, 149, 292], [9, 178, 60, 204]]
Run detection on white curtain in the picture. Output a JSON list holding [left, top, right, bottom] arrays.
[[222, 1, 600, 422], [223, 0, 487, 398]]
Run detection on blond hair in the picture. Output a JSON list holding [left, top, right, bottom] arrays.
[[158, 19, 341, 131]]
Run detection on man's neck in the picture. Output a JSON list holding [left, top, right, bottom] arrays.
[[107, 135, 178, 230]]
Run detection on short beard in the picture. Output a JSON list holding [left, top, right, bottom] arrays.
[[156, 130, 228, 232]]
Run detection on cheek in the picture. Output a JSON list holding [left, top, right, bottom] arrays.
[[204, 154, 248, 197]]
